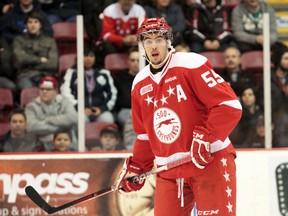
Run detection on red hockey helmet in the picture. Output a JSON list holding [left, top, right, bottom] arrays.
[[137, 18, 173, 43]]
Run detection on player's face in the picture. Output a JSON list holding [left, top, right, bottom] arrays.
[[143, 33, 169, 66], [100, 134, 118, 151], [26, 18, 41, 35], [53, 133, 72, 151], [10, 114, 26, 137], [241, 88, 256, 108]]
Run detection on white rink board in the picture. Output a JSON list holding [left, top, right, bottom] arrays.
[[236, 149, 288, 216], [0, 149, 287, 216]]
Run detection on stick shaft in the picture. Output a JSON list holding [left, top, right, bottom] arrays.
[[26, 155, 191, 214]]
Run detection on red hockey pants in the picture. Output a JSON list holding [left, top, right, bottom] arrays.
[[154, 153, 236, 216]]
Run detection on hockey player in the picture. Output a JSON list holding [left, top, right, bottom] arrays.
[[116, 18, 242, 216]]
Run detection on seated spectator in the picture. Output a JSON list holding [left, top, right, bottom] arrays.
[[184, 0, 233, 53], [51, 129, 75, 152], [144, 0, 186, 46], [60, 45, 117, 123], [123, 110, 136, 150], [38, 0, 80, 25], [100, 0, 146, 55], [81, 0, 114, 44], [258, 46, 288, 114], [221, 46, 257, 96], [0, 34, 14, 81], [0, 108, 44, 152], [273, 77, 288, 147], [1, 0, 53, 45], [242, 114, 276, 148], [25, 76, 78, 151], [230, 85, 262, 147], [91, 126, 124, 151], [231, 0, 278, 53], [174, 43, 191, 52], [114, 46, 139, 128], [12, 11, 58, 90]]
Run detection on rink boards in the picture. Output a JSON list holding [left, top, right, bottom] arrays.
[[0, 149, 287, 216]]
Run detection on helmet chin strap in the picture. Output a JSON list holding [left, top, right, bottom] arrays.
[[139, 42, 175, 69]]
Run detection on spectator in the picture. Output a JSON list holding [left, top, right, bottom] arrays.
[[273, 77, 288, 147], [0, 35, 17, 101], [0, 35, 14, 82], [51, 129, 75, 152], [0, 1, 15, 17], [221, 46, 257, 96], [242, 114, 276, 148], [174, 43, 190, 52], [231, 0, 278, 53], [230, 85, 262, 148], [144, 0, 186, 46], [258, 46, 288, 114], [91, 126, 124, 151], [38, 0, 80, 25], [81, 0, 114, 44], [1, 0, 53, 45], [184, 0, 233, 53], [60, 45, 117, 123], [123, 110, 136, 150], [0, 108, 44, 152], [100, 0, 146, 55], [12, 11, 58, 90], [25, 76, 78, 151], [114, 46, 139, 128]]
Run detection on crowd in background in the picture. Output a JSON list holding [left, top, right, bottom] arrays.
[[0, 0, 288, 152]]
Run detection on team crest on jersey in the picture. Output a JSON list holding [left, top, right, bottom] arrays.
[[154, 107, 181, 144]]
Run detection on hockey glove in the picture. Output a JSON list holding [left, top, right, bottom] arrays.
[[116, 156, 146, 195], [190, 126, 215, 169]]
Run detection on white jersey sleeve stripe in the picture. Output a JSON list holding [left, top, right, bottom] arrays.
[[219, 99, 242, 110]]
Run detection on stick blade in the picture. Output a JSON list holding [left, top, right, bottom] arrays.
[[25, 186, 55, 214]]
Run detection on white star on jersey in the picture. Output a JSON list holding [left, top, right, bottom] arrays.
[[225, 186, 232, 197], [167, 86, 175, 96], [154, 99, 158, 107], [160, 95, 168, 105], [145, 95, 154, 105], [223, 171, 230, 182], [221, 158, 227, 166], [226, 202, 233, 212]]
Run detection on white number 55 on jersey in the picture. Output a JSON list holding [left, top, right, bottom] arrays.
[[201, 70, 224, 87]]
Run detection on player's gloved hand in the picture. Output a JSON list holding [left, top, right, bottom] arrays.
[[116, 156, 146, 195], [190, 126, 215, 169]]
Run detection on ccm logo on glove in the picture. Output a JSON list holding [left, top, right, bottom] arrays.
[[190, 126, 215, 169]]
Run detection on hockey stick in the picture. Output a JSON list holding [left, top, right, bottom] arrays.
[[25, 155, 192, 214]]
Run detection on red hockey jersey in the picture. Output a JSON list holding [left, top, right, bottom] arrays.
[[131, 52, 242, 179], [101, 2, 146, 48]]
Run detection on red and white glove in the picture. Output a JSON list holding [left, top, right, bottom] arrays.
[[116, 156, 146, 195], [190, 126, 215, 169]]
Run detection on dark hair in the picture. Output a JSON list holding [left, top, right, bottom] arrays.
[[9, 108, 26, 122], [271, 46, 288, 70], [25, 11, 43, 25], [128, 46, 139, 55], [53, 129, 73, 141], [100, 126, 120, 138], [84, 43, 96, 56]]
